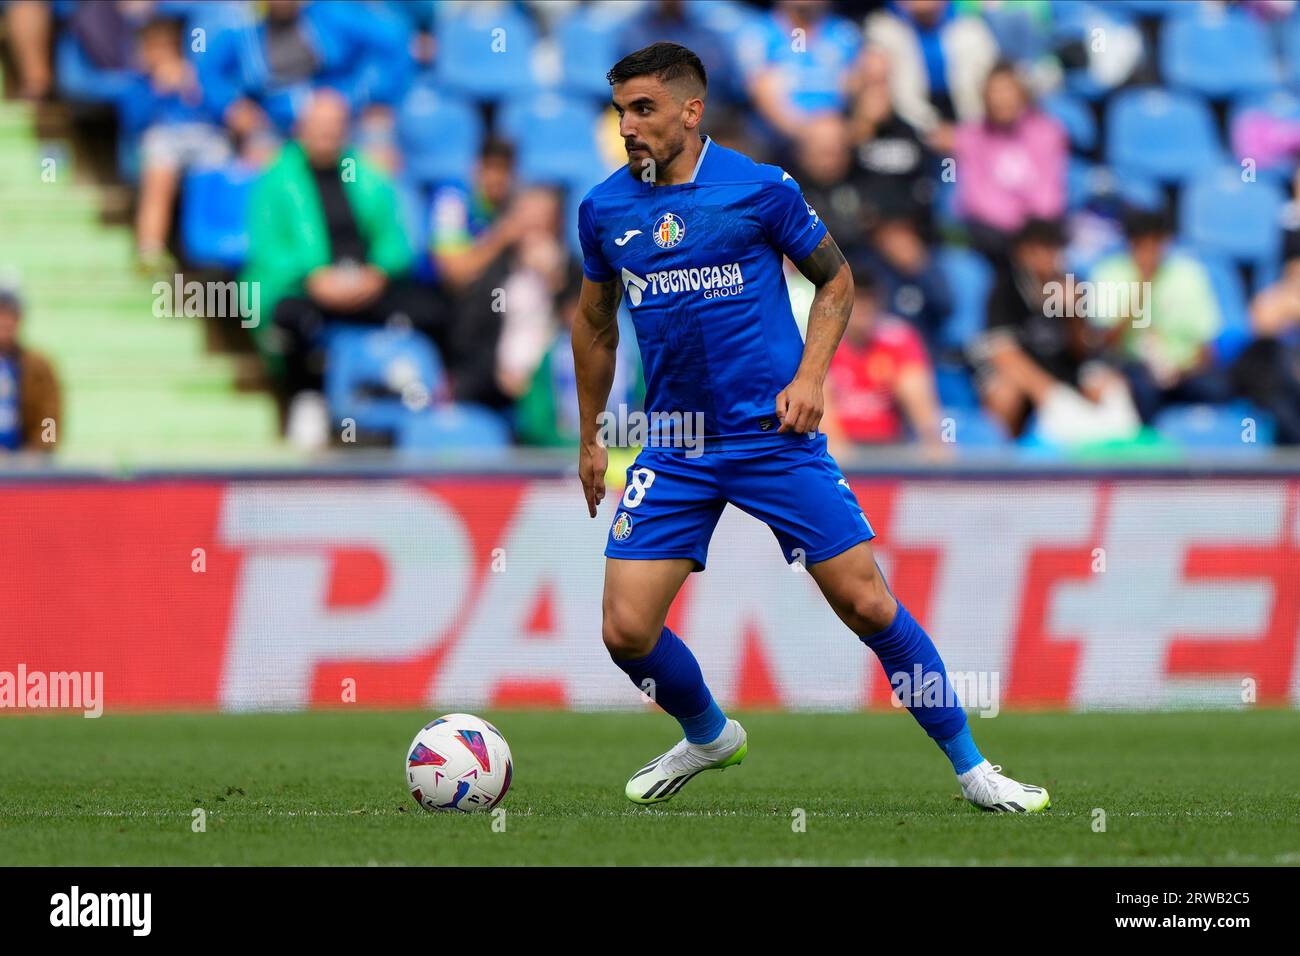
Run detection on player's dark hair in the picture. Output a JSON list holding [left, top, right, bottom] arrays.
[[606, 42, 707, 94]]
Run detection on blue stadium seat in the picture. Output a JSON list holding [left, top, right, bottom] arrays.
[[1283, 15, 1300, 88], [1161, 6, 1279, 98], [1194, 254, 1252, 365], [1102, 0, 1175, 16], [1068, 161, 1164, 213], [398, 403, 512, 454], [1154, 402, 1276, 451], [936, 247, 993, 353], [1179, 166, 1284, 265], [396, 83, 482, 188], [435, 4, 537, 102], [1106, 88, 1222, 182], [556, 8, 632, 100], [324, 326, 449, 436], [1042, 90, 1097, 153], [180, 164, 255, 270], [498, 93, 602, 186], [941, 406, 1010, 451], [935, 363, 979, 410]]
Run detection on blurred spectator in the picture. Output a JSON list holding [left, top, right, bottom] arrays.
[[972, 218, 1139, 444], [855, 213, 952, 358], [620, 0, 741, 107], [67, 0, 151, 76], [200, 0, 411, 146], [516, 269, 641, 448], [0, 291, 60, 454], [495, 187, 573, 401], [1234, 258, 1300, 444], [954, 61, 1066, 257], [4, 0, 53, 100], [245, 90, 431, 443], [849, 47, 936, 234], [739, 0, 867, 143], [430, 138, 519, 292], [823, 271, 945, 455], [1090, 210, 1228, 424], [448, 186, 574, 411], [865, 0, 998, 153], [788, 114, 870, 263], [118, 14, 230, 271]]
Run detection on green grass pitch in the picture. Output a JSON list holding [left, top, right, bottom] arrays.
[[1, 710, 1298, 866]]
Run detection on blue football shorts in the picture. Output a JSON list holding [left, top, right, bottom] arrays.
[[604, 432, 876, 571]]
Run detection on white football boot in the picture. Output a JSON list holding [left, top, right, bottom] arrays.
[[958, 760, 1051, 812], [625, 719, 748, 804]]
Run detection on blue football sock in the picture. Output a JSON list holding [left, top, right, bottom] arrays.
[[859, 602, 984, 773], [613, 627, 728, 744]]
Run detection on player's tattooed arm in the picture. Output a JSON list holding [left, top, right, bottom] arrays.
[[777, 233, 853, 434], [572, 277, 622, 516]]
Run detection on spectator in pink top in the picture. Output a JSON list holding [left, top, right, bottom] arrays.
[[955, 61, 1066, 258]]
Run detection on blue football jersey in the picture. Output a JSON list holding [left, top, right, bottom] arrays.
[[578, 135, 828, 441]]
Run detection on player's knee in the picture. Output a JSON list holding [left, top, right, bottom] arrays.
[[848, 587, 897, 637], [601, 601, 660, 659]]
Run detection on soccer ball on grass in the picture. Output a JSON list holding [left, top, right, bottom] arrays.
[[405, 713, 513, 812]]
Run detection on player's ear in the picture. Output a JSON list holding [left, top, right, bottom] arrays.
[[682, 95, 703, 131]]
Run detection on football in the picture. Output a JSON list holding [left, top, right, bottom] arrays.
[[405, 713, 513, 813]]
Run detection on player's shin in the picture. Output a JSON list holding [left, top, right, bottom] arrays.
[[612, 626, 728, 744], [859, 603, 985, 774]]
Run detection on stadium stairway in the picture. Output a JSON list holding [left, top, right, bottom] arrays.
[[0, 95, 289, 466]]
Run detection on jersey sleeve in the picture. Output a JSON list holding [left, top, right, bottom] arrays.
[[757, 173, 829, 264], [578, 196, 615, 282]]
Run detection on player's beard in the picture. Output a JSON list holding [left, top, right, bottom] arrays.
[[625, 133, 686, 185]]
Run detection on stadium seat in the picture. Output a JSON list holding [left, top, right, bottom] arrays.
[[1102, 0, 1175, 16], [1194, 253, 1252, 365], [1154, 402, 1276, 451], [1042, 91, 1097, 153], [324, 325, 449, 436], [1067, 161, 1164, 213], [1283, 15, 1300, 88], [396, 83, 482, 187], [1161, 6, 1279, 99], [555, 8, 632, 100], [941, 406, 1010, 451], [499, 92, 602, 186], [1179, 166, 1284, 265], [935, 247, 993, 353], [435, 4, 538, 102], [398, 403, 513, 454], [935, 363, 979, 410], [180, 164, 256, 270], [1105, 88, 1222, 182]]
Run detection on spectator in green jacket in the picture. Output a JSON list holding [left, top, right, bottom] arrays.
[[243, 89, 441, 444], [1088, 209, 1229, 422]]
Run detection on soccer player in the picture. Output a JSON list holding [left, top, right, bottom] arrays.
[[572, 43, 1049, 812]]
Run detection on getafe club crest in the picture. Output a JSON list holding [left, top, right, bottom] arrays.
[[612, 511, 634, 541], [653, 212, 685, 249]]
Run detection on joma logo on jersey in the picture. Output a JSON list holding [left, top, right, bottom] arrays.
[[620, 263, 745, 307]]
